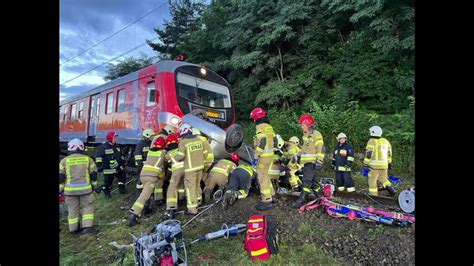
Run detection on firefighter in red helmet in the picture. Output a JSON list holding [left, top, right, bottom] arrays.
[[202, 153, 240, 203], [250, 107, 276, 211], [292, 114, 326, 208], [95, 131, 126, 198]]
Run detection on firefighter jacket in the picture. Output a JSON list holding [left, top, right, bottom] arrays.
[[300, 130, 325, 165], [253, 123, 275, 163], [59, 152, 98, 196], [141, 148, 166, 177], [196, 134, 214, 166], [209, 159, 237, 178], [96, 142, 123, 174], [165, 148, 184, 172], [332, 142, 354, 172], [363, 137, 392, 170], [175, 135, 210, 173], [134, 138, 151, 166]]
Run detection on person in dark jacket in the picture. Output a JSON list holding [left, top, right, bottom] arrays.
[[96, 131, 126, 198], [332, 133, 355, 192]]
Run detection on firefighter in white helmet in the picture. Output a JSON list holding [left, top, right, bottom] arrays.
[[332, 133, 355, 192], [363, 126, 395, 196], [134, 129, 155, 193], [59, 138, 98, 234]]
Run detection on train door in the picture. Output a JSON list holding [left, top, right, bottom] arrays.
[[138, 68, 160, 131], [87, 94, 100, 140]]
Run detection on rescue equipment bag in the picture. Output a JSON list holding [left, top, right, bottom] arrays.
[[243, 214, 279, 260]]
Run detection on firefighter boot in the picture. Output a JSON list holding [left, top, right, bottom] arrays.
[[127, 213, 139, 227], [292, 191, 308, 208], [103, 187, 111, 199], [386, 186, 396, 196], [255, 202, 273, 211], [203, 187, 212, 203], [82, 227, 98, 234], [119, 184, 127, 194]]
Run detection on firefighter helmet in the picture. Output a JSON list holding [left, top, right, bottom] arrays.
[[289, 136, 300, 145], [250, 107, 267, 122], [229, 153, 240, 164], [369, 126, 383, 137], [163, 125, 176, 135], [142, 129, 155, 139], [152, 137, 166, 149], [179, 123, 192, 136], [106, 131, 118, 143], [298, 114, 315, 127], [337, 132, 347, 140], [67, 138, 85, 151], [166, 134, 179, 145]]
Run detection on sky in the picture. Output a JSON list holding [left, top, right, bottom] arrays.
[[59, 0, 172, 102]]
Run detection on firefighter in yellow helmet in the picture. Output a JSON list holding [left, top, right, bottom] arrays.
[[134, 129, 155, 193], [292, 114, 325, 208], [127, 137, 167, 226], [332, 133, 355, 192], [283, 136, 302, 191], [192, 128, 214, 205], [174, 123, 210, 215], [250, 107, 276, 211], [59, 138, 98, 234], [363, 126, 395, 196]]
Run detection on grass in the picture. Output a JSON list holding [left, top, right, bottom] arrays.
[[60, 174, 341, 265]]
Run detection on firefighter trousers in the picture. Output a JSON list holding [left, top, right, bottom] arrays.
[[335, 171, 355, 192], [65, 193, 94, 232], [130, 175, 157, 216], [166, 169, 184, 210], [184, 170, 202, 214], [368, 169, 390, 196], [102, 170, 126, 192], [204, 172, 228, 191], [256, 160, 273, 203]]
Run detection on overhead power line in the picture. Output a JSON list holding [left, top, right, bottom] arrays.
[[60, 1, 167, 66], [59, 36, 159, 87]]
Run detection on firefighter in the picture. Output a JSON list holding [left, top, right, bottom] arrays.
[[192, 128, 214, 205], [127, 137, 167, 226], [284, 136, 302, 191], [174, 123, 210, 215], [59, 138, 98, 234], [222, 164, 257, 207], [292, 114, 325, 208], [250, 107, 276, 211], [363, 126, 395, 196], [134, 129, 155, 193], [203, 153, 240, 203], [164, 133, 184, 218], [96, 131, 126, 198], [332, 133, 355, 192]]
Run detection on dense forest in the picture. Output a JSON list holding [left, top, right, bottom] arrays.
[[106, 0, 415, 177]]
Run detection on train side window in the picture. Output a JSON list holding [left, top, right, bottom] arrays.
[[96, 97, 100, 116], [146, 82, 156, 106], [106, 92, 114, 114], [63, 106, 68, 121], [117, 89, 126, 112], [70, 103, 77, 120], [78, 101, 84, 119], [90, 98, 95, 118]]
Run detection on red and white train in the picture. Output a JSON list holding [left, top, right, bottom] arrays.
[[59, 60, 236, 149]]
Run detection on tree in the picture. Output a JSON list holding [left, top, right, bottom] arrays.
[[103, 54, 156, 81], [147, 0, 205, 59]]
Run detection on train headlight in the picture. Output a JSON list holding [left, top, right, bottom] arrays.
[[170, 117, 180, 125]]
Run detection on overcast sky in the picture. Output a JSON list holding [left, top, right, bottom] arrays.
[[59, 0, 172, 102]]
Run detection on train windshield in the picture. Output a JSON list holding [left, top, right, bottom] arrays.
[[176, 72, 231, 108]]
